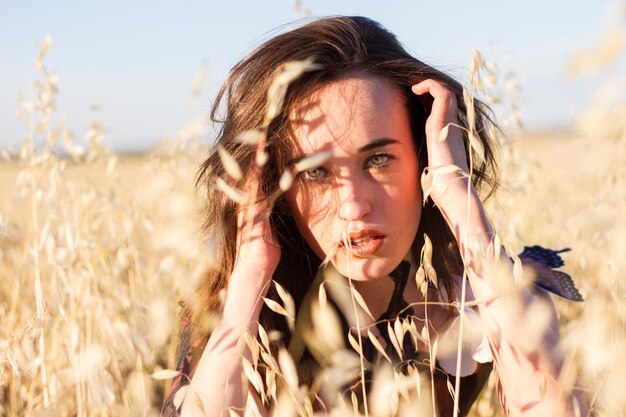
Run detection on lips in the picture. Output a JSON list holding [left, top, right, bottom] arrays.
[[340, 229, 385, 255]]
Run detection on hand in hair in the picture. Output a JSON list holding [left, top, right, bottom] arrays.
[[232, 165, 281, 286], [412, 79, 470, 207], [411, 79, 485, 247], [180, 167, 277, 417], [413, 79, 589, 417]]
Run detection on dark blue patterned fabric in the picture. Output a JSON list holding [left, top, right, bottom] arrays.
[[519, 246, 583, 302], [519, 245, 570, 268]]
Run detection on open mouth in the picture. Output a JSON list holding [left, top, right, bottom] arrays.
[[340, 231, 385, 255]]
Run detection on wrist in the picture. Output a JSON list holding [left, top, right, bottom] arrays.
[[436, 185, 494, 247], [219, 266, 273, 328], [229, 263, 274, 292]]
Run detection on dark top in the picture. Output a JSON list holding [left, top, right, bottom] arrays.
[[161, 246, 582, 416]]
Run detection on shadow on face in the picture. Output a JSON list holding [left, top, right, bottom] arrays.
[[280, 73, 423, 281]]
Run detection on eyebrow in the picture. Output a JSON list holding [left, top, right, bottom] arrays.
[[288, 137, 400, 166], [357, 137, 400, 153]]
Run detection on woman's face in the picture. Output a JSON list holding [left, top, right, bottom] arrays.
[[284, 74, 422, 281]]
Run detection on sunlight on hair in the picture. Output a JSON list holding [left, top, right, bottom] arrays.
[[2, 13, 625, 415]]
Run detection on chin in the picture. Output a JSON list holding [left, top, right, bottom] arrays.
[[333, 256, 398, 281]]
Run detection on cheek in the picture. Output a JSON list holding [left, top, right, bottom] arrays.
[[388, 185, 421, 225], [286, 187, 326, 226], [390, 165, 422, 230], [285, 187, 335, 257], [405, 155, 423, 205]]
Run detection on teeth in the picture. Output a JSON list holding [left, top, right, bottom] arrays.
[[350, 237, 370, 246]]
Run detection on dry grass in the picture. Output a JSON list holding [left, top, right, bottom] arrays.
[[0, 147, 208, 416], [1, 27, 625, 417]]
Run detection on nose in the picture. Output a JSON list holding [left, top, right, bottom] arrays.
[[337, 179, 372, 221]]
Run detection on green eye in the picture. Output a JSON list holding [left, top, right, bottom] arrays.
[[303, 167, 326, 181], [367, 154, 391, 167]]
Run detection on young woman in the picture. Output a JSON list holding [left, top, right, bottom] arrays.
[[162, 16, 588, 417]]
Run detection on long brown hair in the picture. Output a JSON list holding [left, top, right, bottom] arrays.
[[188, 15, 499, 365]]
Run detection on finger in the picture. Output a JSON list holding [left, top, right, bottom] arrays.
[[411, 80, 458, 126], [241, 164, 266, 209], [411, 78, 452, 98], [412, 80, 468, 173], [235, 176, 266, 250], [411, 81, 457, 149]]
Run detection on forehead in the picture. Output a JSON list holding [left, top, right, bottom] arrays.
[[287, 74, 409, 154]]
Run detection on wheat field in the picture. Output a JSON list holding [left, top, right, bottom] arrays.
[[1, 31, 625, 417]]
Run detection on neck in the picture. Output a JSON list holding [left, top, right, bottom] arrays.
[[351, 276, 395, 320], [351, 258, 416, 321]]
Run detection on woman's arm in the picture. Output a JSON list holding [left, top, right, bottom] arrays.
[[436, 179, 587, 417], [412, 80, 589, 417], [180, 169, 279, 417], [179, 267, 271, 417]]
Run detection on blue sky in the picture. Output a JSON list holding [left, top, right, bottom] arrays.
[[1, 0, 623, 152]]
